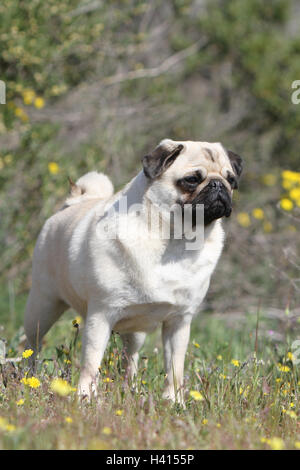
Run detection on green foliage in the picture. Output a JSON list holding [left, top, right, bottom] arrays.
[[0, 294, 299, 449], [200, 0, 300, 166]]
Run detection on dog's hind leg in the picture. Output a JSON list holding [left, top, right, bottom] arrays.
[[24, 286, 68, 355], [121, 332, 146, 381]]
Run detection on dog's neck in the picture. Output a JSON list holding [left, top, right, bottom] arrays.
[[120, 171, 220, 247]]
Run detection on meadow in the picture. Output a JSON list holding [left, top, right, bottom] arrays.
[[0, 290, 299, 450]]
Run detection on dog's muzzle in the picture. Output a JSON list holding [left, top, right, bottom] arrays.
[[191, 178, 232, 226]]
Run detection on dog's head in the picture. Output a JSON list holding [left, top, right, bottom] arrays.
[[142, 139, 243, 226]]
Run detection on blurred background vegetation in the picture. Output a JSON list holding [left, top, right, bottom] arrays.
[[0, 0, 300, 336]]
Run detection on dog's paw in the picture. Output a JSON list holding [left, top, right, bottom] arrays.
[[77, 380, 98, 402], [162, 389, 186, 408]]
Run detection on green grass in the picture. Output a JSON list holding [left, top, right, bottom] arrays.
[[0, 293, 299, 450]]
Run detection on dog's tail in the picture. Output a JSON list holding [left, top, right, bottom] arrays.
[[65, 171, 114, 206]]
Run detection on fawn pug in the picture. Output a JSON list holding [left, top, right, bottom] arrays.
[[24, 139, 243, 403]]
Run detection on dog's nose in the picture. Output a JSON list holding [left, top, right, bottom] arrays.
[[209, 179, 223, 190]]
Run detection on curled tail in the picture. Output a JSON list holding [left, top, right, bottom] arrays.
[[65, 171, 114, 207]]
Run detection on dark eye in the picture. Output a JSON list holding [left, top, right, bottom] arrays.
[[227, 174, 238, 189], [183, 175, 199, 185]]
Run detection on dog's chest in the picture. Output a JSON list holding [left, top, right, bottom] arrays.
[[155, 245, 217, 305], [123, 236, 221, 314], [114, 240, 221, 334]]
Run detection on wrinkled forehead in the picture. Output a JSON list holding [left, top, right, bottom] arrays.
[[169, 141, 232, 175]]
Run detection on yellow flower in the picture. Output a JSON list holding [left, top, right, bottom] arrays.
[[282, 170, 300, 183], [216, 423, 221, 428], [280, 198, 293, 211], [262, 173, 276, 186], [21, 376, 40, 388], [217, 355, 223, 361], [22, 349, 34, 359], [263, 221, 273, 233], [48, 162, 59, 175], [14, 107, 29, 122], [286, 352, 294, 361], [193, 341, 200, 348], [231, 359, 240, 367], [252, 208, 264, 220], [277, 363, 290, 372], [34, 97, 45, 109], [23, 89, 35, 105], [267, 437, 285, 450], [115, 409, 123, 416], [5, 424, 16, 432], [65, 417, 73, 423], [103, 377, 113, 383], [289, 188, 300, 201], [16, 399, 24, 406], [295, 442, 300, 449], [102, 426, 112, 435], [0, 418, 16, 432], [50, 378, 73, 396], [27, 377, 41, 388], [286, 410, 297, 419], [239, 386, 250, 398], [202, 419, 208, 425], [237, 212, 251, 228], [282, 179, 293, 190], [189, 390, 204, 401], [72, 316, 82, 326]]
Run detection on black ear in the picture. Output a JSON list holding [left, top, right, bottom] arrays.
[[227, 150, 243, 179], [142, 142, 184, 179]]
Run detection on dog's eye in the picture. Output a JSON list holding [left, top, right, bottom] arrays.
[[177, 173, 203, 191], [227, 174, 238, 189], [183, 176, 199, 185]]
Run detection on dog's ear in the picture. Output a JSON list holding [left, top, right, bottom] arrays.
[[142, 141, 184, 179], [227, 150, 243, 179]]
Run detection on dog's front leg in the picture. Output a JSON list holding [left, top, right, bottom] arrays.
[[78, 304, 114, 400], [162, 315, 192, 405]]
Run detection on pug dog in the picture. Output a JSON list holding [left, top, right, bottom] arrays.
[[24, 139, 243, 403]]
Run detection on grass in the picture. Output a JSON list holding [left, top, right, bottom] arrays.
[[0, 292, 299, 450]]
